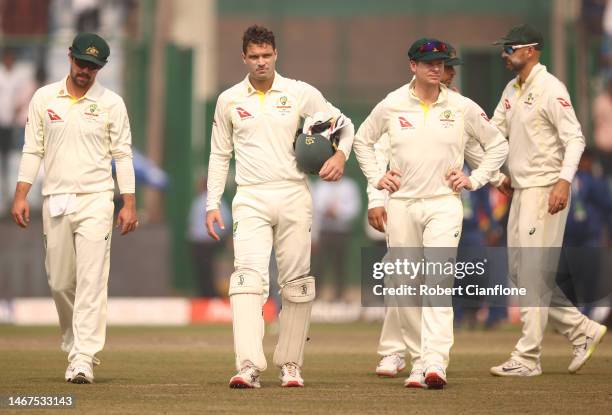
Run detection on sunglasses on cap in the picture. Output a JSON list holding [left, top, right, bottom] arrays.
[[72, 57, 102, 71], [502, 43, 538, 55], [417, 41, 448, 54]]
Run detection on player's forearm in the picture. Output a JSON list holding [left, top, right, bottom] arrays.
[[469, 135, 509, 190], [354, 134, 386, 188], [559, 136, 585, 183], [336, 120, 354, 160], [121, 193, 136, 208], [14, 182, 32, 201], [115, 156, 136, 194], [464, 141, 507, 188], [17, 153, 42, 185], [367, 183, 386, 209], [206, 154, 231, 211]]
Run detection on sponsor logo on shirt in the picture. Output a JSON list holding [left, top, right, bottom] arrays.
[[398, 116, 414, 129], [236, 107, 253, 120], [480, 112, 489, 122], [556, 97, 571, 108], [504, 98, 511, 110], [46, 109, 63, 122]]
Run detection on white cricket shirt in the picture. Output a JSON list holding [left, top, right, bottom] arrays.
[[206, 72, 354, 211]]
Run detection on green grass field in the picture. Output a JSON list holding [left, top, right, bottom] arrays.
[[1, 323, 611, 414]]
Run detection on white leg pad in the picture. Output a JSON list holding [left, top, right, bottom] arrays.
[[229, 271, 266, 371], [228, 270, 264, 296], [273, 276, 315, 367]]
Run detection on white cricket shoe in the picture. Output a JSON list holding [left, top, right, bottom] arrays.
[[64, 364, 74, 382], [490, 358, 542, 377], [375, 354, 406, 377], [229, 365, 261, 389], [424, 365, 447, 389], [404, 367, 427, 389], [71, 362, 94, 384], [568, 324, 607, 374], [279, 362, 304, 387]]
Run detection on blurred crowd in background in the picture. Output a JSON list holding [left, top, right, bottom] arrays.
[[0, 0, 611, 328]]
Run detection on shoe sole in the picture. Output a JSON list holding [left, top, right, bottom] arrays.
[[376, 365, 406, 378], [404, 381, 427, 389], [490, 367, 541, 377], [424, 373, 446, 389], [281, 381, 304, 387], [569, 325, 607, 374], [229, 378, 259, 389], [71, 373, 92, 384]]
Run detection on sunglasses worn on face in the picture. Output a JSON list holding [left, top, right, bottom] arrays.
[[417, 41, 448, 54], [503, 43, 538, 55], [73, 58, 101, 71]]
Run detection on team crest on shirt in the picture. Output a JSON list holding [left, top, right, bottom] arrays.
[[83, 103, 99, 119], [235, 106, 254, 120], [275, 95, 293, 115], [398, 116, 414, 129], [524, 92, 535, 106], [439, 110, 455, 128]]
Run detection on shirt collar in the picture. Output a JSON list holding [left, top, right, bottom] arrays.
[[243, 72, 285, 96], [407, 77, 447, 105], [513, 62, 546, 90], [57, 76, 104, 101]]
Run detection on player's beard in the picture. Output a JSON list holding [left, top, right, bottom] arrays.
[[70, 69, 93, 88], [505, 56, 526, 73]]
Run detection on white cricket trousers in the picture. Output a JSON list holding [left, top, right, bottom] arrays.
[[230, 180, 313, 371], [42, 191, 114, 366], [508, 185, 593, 368], [379, 194, 462, 370]]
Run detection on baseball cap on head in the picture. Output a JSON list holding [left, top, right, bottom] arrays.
[[444, 42, 463, 66], [408, 38, 451, 62], [493, 24, 543, 50], [69, 33, 110, 68]]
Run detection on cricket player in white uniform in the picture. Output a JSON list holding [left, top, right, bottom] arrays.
[[371, 44, 505, 383], [488, 24, 607, 377], [205, 25, 354, 388], [355, 38, 508, 389], [11, 33, 137, 384]]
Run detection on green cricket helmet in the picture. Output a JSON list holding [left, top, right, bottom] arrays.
[[294, 133, 335, 175]]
